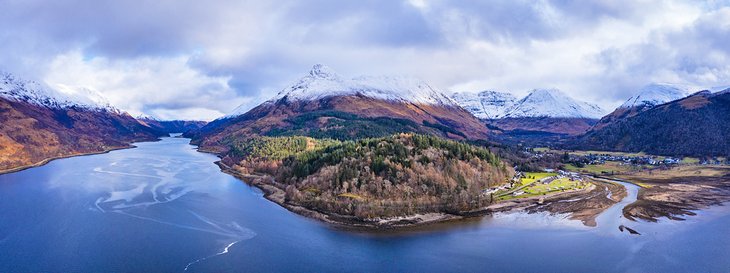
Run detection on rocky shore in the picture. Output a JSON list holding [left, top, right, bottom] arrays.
[[616, 166, 730, 222]]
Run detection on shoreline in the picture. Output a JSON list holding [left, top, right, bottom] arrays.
[[214, 161, 465, 230], [0, 146, 134, 175], [0, 137, 165, 175], [213, 159, 619, 230]]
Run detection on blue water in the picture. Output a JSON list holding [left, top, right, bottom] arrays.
[[1, 137, 729, 272]]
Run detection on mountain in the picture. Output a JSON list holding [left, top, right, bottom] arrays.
[[456, 89, 607, 143], [0, 72, 165, 173], [619, 83, 690, 109], [501, 88, 605, 119], [571, 90, 730, 156], [450, 91, 516, 119], [592, 83, 691, 130], [137, 117, 207, 134], [186, 64, 489, 153]]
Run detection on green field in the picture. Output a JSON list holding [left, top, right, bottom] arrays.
[[494, 172, 588, 201], [563, 161, 657, 175], [681, 157, 700, 164], [496, 175, 588, 201], [518, 172, 556, 186], [523, 177, 587, 195]]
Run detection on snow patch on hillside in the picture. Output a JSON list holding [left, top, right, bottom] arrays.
[[0, 71, 118, 112]]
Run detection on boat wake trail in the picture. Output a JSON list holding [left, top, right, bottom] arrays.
[[184, 240, 240, 271]]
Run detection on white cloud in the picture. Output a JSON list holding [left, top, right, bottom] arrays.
[[1, 0, 729, 118], [43, 51, 245, 121]]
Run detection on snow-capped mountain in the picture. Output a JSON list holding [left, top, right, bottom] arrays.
[[0, 71, 117, 112], [0, 71, 165, 173], [451, 91, 516, 119], [502, 88, 605, 119], [619, 83, 691, 109], [269, 64, 457, 106], [193, 64, 491, 145]]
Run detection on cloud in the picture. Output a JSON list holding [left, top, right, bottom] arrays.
[[0, 0, 729, 118], [594, 6, 730, 99], [43, 51, 245, 121]]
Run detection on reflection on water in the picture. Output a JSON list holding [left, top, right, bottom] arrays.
[[1, 137, 729, 272]]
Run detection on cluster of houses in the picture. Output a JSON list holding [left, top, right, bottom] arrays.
[[569, 153, 682, 166], [577, 154, 730, 166]]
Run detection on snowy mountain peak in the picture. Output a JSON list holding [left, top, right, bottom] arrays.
[[502, 88, 606, 119], [0, 71, 118, 112], [451, 90, 516, 119], [619, 83, 691, 109], [526, 88, 561, 100], [309, 64, 339, 79], [268, 64, 457, 106]]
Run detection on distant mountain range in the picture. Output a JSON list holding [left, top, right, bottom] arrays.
[[4, 63, 729, 170], [187, 64, 490, 153], [450, 91, 516, 119], [137, 117, 207, 134], [451, 88, 605, 120], [452, 89, 606, 141], [0, 72, 166, 172]]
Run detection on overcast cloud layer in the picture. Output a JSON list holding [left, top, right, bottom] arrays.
[[1, 0, 729, 120]]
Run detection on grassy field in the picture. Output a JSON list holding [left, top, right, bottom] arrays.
[[563, 161, 657, 175], [681, 157, 700, 164], [523, 178, 587, 195], [616, 165, 730, 183], [495, 172, 587, 201], [539, 148, 648, 157], [519, 172, 557, 186]]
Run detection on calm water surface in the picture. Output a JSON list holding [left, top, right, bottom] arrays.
[[1, 137, 729, 272]]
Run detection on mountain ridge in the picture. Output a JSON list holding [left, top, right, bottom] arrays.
[[187, 64, 490, 153]]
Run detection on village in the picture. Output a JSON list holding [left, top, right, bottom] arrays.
[[485, 169, 588, 201]]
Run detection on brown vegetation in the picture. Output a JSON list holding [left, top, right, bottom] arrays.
[[0, 98, 164, 172]]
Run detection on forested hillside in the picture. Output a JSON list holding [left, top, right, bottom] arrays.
[[570, 91, 730, 156], [222, 134, 513, 219]]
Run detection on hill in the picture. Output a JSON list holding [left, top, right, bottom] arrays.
[[0, 72, 165, 172], [219, 133, 513, 224], [570, 90, 730, 156]]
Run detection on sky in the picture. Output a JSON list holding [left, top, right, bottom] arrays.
[[1, 0, 730, 121]]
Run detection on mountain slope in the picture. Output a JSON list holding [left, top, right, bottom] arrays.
[[187, 64, 489, 153], [451, 91, 516, 119], [619, 83, 690, 109], [0, 72, 165, 172], [592, 83, 690, 130], [571, 90, 730, 156]]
